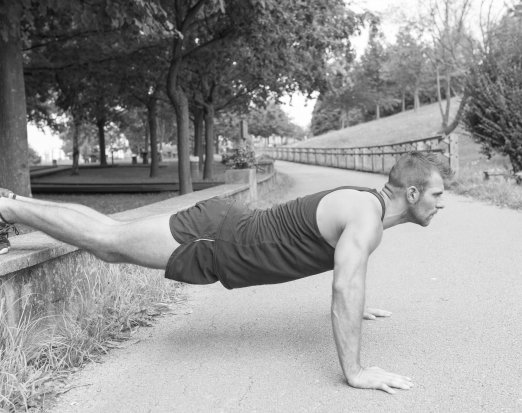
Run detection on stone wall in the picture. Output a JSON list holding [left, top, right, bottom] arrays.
[[0, 171, 278, 326]]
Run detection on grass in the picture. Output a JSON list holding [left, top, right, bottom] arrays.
[[296, 100, 460, 148], [0, 262, 183, 412], [296, 100, 522, 210]]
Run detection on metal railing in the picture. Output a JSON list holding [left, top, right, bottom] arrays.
[[259, 134, 459, 177]]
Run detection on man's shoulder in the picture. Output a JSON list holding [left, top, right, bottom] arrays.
[[321, 188, 382, 222], [316, 188, 383, 248]]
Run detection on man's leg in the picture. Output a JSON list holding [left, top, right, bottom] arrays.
[[0, 196, 179, 269], [14, 195, 117, 224]]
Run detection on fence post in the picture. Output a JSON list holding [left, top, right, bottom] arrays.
[[448, 134, 459, 178], [354, 148, 361, 170]]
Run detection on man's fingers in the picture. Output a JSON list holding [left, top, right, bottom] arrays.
[[366, 308, 392, 317], [348, 366, 414, 394], [363, 313, 376, 320], [391, 380, 413, 390], [380, 384, 396, 394]]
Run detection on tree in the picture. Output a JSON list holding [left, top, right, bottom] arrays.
[[462, 6, 522, 172], [310, 96, 342, 136], [423, 0, 475, 133], [0, 2, 31, 195], [358, 29, 392, 120], [167, 0, 362, 187], [0, 0, 169, 194], [120, 42, 171, 177], [383, 25, 431, 112], [248, 102, 296, 145]]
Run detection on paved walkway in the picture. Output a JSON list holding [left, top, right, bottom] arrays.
[[50, 162, 522, 413]]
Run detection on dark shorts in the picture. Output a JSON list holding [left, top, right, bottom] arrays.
[[165, 198, 234, 286]]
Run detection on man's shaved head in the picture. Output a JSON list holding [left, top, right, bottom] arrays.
[[387, 151, 453, 192]]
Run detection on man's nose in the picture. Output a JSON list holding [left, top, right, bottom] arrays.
[[437, 201, 445, 209]]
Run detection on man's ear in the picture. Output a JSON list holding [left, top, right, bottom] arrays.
[[406, 186, 421, 204]]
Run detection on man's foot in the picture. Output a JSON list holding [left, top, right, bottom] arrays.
[[0, 221, 18, 255]]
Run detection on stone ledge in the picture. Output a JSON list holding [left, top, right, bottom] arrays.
[[0, 174, 275, 278]]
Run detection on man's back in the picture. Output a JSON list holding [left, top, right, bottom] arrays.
[[216, 187, 385, 289]]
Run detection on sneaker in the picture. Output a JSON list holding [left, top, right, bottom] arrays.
[[0, 221, 18, 255]]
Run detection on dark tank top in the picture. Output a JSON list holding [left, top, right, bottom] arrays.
[[215, 186, 385, 289]]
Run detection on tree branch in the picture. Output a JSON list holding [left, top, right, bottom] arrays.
[[24, 43, 164, 72], [181, 0, 207, 33], [23, 28, 120, 51], [182, 28, 233, 59]]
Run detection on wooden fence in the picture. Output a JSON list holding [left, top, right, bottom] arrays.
[[260, 134, 459, 177]]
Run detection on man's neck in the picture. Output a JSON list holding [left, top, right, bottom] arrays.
[[380, 184, 410, 229]]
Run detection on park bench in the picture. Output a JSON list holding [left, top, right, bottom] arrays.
[[483, 170, 522, 185]]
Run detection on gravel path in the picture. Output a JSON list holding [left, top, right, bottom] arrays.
[[50, 161, 522, 413]]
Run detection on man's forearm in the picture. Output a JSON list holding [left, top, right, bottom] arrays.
[[331, 265, 366, 379]]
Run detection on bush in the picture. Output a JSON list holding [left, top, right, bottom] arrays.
[[28, 146, 41, 165], [462, 11, 522, 173], [221, 146, 256, 169]]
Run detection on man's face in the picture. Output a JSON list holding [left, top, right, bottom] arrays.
[[408, 172, 445, 226]]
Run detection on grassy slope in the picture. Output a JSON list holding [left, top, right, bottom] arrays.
[[297, 99, 508, 167], [297, 100, 459, 148]]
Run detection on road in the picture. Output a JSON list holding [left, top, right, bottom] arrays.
[[50, 161, 522, 413]]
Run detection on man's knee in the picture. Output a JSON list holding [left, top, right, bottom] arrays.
[[89, 222, 128, 263]]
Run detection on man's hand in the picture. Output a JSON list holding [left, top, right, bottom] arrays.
[[363, 307, 392, 320], [347, 366, 413, 394]]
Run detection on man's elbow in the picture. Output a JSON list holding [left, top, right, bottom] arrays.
[[332, 268, 365, 295]]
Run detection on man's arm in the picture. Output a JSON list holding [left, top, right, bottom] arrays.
[[331, 216, 413, 394]]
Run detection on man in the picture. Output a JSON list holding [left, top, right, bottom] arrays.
[[0, 151, 450, 394]]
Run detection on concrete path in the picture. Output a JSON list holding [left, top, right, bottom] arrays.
[[50, 161, 522, 413]]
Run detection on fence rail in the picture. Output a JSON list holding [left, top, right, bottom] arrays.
[[260, 134, 459, 177]]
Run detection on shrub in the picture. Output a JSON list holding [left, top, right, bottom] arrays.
[[462, 11, 522, 173], [221, 146, 256, 169]]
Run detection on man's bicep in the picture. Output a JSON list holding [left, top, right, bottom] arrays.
[[334, 215, 382, 269]]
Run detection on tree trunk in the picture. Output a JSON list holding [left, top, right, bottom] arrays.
[[171, 88, 192, 194], [167, 39, 192, 195], [375, 103, 380, 120], [444, 71, 452, 126], [148, 96, 159, 178], [401, 90, 406, 112], [0, 8, 31, 196], [96, 117, 107, 166], [203, 104, 215, 180], [436, 67, 445, 121], [436, 67, 450, 130], [194, 107, 205, 173], [414, 87, 420, 112], [71, 117, 80, 175], [442, 90, 469, 134], [340, 108, 347, 128]]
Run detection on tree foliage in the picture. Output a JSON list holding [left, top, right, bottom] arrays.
[[382, 25, 431, 112], [0, 0, 170, 194], [462, 7, 522, 172], [423, 0, 475, 133]]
